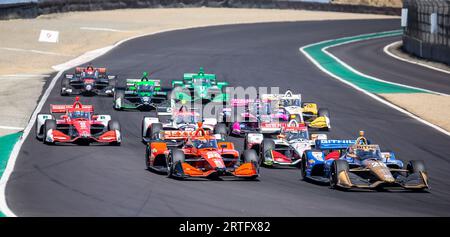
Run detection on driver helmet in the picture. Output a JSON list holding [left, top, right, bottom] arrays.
[[73, 111, 82, 118], [141, 71, 149, 81], [86, 65, 94, 74]]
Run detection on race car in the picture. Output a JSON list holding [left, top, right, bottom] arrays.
[[35, 97, 121, 145], [171, 67, 229, 104], [145, 125, 259, 180], [261, 90, 331, 131], [301, 131, 429, 190], [113, 72, 169, 111], [222, 98, 298, 136], [245, 120, 327, 167], [61, 64, 116, 96], [141, 104, 226, 144]]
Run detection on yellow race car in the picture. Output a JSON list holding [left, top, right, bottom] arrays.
[[261, 90, 331, 131]]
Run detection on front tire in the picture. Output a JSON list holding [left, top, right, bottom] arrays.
[[330, 160, 349, 189], [114, 89, 125, 110], [145, 145, 151, 170], [261, 139, 275, 166], [301, 155, 308, 180], [108, 120, 121, 146], [43, 119, 56, 145], [167, 149, 185, 178]]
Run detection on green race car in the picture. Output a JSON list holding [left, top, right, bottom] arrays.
[[114, 72, 169, 111], [171, 67, 229, 103]]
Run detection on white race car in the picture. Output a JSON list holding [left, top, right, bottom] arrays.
[[244, 120, 327, 167], [142, 105, 225, 145]]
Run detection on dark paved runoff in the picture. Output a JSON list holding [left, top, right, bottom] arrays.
[[329, 36, 450, 94], [6, 20, 450, 216]]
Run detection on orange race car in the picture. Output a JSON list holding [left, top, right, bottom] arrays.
[[145, 123, 259, 180]]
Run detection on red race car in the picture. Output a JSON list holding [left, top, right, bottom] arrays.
[[145, 123, 259, 180], [35, 97, 121, 145], [61, 64, 116, 96]]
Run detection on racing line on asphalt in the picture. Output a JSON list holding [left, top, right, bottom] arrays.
[[2, 20, 450, 216]]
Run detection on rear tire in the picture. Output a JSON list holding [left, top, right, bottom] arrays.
[[318, 108, 330, 131], [243, 149, 258, 164], [214, 123, 228, 139], [330, 160, 349, 189], [318, 108, 330, 118], [147, 123, 163, 140], [43, 119, 56, 145], [60, 77, 70, 96]]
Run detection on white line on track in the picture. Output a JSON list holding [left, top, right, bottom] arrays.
[[0, 47, 73, 57], [0, 74, 51, 80], [322, 42, 449, 96], [80, 27, 133, 32], [299, 32, 450, 138], [383, 41, 450, 75], [0, 126, 23, 131]]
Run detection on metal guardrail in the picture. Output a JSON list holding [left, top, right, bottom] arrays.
[[402, 0, 450, 65]]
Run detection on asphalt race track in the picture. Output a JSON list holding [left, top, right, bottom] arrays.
[[6, 19, 450, 216], [329, 36, 450, 94]]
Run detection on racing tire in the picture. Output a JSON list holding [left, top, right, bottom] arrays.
[[145, 145, 151, 170], [407, 160, 428, 191], [318, 108, 330, 118], [213, 123, 228, 139], [107, 78, 117, 97], [43, 119, 56, 145], [60, 77, 70, 96], [301, 154, 308, 180], [330, 160, 349, 190], [108, 120, 121, 131], [318, 108, 330, 131], [167, 149, 185, 178], [242, 149, 259, 179], [107, 120, 121, 146], [35, 113, 45, 140], [261, 139, 275, 166], [113, 89, 125, 110], [407, 160, 426, 174], [147, 123, 163, 140], [243, 149, 259, 164]]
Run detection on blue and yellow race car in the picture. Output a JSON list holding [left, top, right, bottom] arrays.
[[301, 131, 429, 191]]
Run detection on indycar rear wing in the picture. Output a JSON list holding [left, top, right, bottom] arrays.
[[183, 73, 216, 80], [315, 139, 355, 150], [50, 104, 94, 113], [126, 78, 161, 87], [261, 90, 301, 101], [75, 67, 106, 73], [161, 130, 214, 140]]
